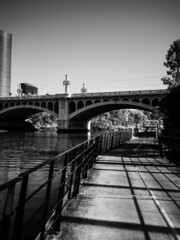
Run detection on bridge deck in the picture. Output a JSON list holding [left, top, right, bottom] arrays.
[[51, 137, 180, 240]]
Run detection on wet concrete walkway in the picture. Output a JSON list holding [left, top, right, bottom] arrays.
[[52, 136, 180, 240]]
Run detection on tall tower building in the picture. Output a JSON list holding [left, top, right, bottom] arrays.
[[0, 30, 12, 97]]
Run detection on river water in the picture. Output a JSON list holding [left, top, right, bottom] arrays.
[[0, 131, 92, 185]]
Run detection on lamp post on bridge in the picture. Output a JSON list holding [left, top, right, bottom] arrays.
[[63, 74, 70, 95], [17, 84, 22, 97], [81, 83, 87, 94]]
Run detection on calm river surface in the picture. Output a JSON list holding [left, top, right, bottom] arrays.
[[0, 131, 93, 185]]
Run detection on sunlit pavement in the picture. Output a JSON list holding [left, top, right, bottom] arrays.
[[51, 136, 180, 240]]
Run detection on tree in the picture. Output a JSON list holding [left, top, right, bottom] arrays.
[[161, 39, 180, 87], [159, 85, 180, 136]]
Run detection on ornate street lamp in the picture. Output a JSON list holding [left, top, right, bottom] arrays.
[[81, 83, 87, 94], [17, 85, 22, 97], [63, 74, 70, 94]]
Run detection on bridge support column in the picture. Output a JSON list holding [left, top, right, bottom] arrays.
[[57, 120, 90, 132]]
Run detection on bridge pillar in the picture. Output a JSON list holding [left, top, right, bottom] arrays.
[[57, 120, 90, 132], [57, 99, 90, 132]]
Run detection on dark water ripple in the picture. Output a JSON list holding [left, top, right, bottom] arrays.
[[0, 132, 90, 184]]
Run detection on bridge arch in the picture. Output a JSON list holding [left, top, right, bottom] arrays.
[[69, 100, 153, 122], [41, 102, 46, 108], [94, 99, 101, 104], [141, 98, 150, 105], [77, 101, 84, 110], [113, 98, 119, 102], [132, 98, 140, 103], [0, 105, 58, 131], [35, 102, 40, 106], [54, 102, 59, 113], [85, 100, 92, 106], [4, 102, 9, 108], [48, 102, 53, 111], [0, 105, 58, 119], [10, 102, 15, 107], [69, 101, 76, 114]]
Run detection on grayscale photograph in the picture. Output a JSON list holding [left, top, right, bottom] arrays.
[[0, 0, 180, 239]]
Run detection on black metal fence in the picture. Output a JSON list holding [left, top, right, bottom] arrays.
[[0, 129, 132, 240], [158, 135, 180, 164]]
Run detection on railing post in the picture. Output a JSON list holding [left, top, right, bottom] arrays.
[[125, 129, 128, 141], [89, 147, 96, 168], [111, 132, 114, 149], [114, 132, 116, 147], [118, 131, 121, 146], [98, 135, 103, 155], [110, 132, 113, 150], [124, 130, 126, 142], [40, 161, 55, 240], [1, 185, 15, 240], [121, 130, 124, 144], [13, 175, 28, 240], [52, 153, 68, 234], [95, 136, 100, 160], [68, 149, 76, 200], [102, 134, 106, 153], [82, 142, 88, 179], [73, 146, 83, 198], [158, 137, 164, 158], [105, 133, 108, 152], [73, 157, 81, 197], [115, 132, 118, 147]]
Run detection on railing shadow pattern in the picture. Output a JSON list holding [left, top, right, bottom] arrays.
[[0, 129, 132, 240], [67, 155, 180, 240]]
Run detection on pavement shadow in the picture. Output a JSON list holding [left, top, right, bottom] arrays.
[[104, 137, 160, 158]]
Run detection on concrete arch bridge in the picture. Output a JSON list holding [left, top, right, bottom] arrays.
[[0, 89, 166, 132]]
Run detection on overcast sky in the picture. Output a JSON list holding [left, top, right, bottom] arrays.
[[1, 0, 180, 95]]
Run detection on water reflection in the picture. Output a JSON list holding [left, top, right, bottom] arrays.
[[0, 131, 90, 184]]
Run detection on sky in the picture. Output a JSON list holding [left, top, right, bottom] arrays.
[[0, 0, 180, 95]]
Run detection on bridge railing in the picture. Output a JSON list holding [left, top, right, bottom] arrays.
[[71, 89, 167, 98], [0, 89, 167, 101], [99, 129, 132, 154], [0, 93, 69, 100], [0, 129, 132, 240], [158, 135, 180, 164]]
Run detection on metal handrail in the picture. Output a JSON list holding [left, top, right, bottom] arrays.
[[0, 129, 132, 240]]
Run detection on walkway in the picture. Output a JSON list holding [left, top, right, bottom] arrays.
[[51, 136, 180, 240]]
